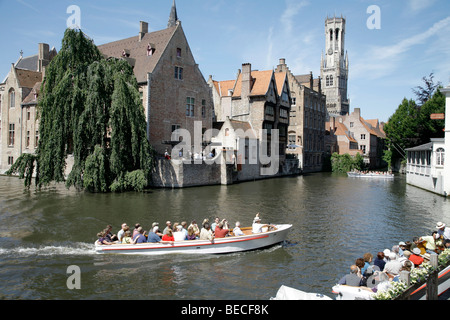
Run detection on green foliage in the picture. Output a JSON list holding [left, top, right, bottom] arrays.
[[382, 149, 393, 170], [5, 154, 38, 189], [330, 153, 365, 173], [384, 75, 445, 164], [9, 29, 154, 193], [110, 170, 148, 193]]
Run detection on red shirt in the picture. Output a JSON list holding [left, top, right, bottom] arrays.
[[409, 255, 424, 267], [162, 235, 174, 241], [214, 227, 229, 238]]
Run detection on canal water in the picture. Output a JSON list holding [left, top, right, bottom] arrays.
[[0, 173, 449, 300]]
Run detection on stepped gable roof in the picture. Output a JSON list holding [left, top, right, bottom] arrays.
[[98, 26, 177, 83], [232, 69, 274, 98]]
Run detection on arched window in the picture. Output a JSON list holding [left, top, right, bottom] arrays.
[[436, 148, 445, 166], [9, 89, 15, 109], [329, 29, 333, 41], [335, 28, 339, 41]]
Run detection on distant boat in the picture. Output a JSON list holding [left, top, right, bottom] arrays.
[[95, 224, 292, 255], [347, 171, 394, 179]]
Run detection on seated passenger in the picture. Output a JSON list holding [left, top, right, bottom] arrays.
[[133, 227, 147, 244], [215, 221, 230, 238], [148, 226, 163, 243], [121, 230, 133, 244], [174, 225, 187, 241], [233, 222, 245, 236], [162, 229, 175, 242], [189, 220, 200, 237], [98, 230, 113, 245], [187, 226, 197, 240], [200, 222, 214, 241], [252, 214, 272, 234]]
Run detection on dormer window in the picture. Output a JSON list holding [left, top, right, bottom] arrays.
[[122, 49, 130, 58], [147, 43, 155, 56]]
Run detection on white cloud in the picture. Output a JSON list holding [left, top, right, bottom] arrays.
[[409, 0, 436, 12], [352, 16, 450, 80], [281, 0, 309, 34]]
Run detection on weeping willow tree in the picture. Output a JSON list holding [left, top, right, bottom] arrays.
[[7, 29, 155, 192]]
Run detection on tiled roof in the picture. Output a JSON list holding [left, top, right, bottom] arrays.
[[22, 82, 42, 105], [15, 68, 42, 89], [213, 79, 236, 97], [98, 26, 178, 83], [232, 70, 274, 98], [274, 72, 287, 96], [335, 122, 357, 143]]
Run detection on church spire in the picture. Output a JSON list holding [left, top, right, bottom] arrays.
[[167, 0, 179, 28]]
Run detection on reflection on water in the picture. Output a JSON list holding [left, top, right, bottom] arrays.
[[0, 173, 449, 299]]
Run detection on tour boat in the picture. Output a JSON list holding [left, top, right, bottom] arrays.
[[94, 224, 292, 255], [347, 171, 394, 179], [410, 264, 450, 300], [331, 265, 450, 300]]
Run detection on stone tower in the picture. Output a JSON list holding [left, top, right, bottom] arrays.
[[320, 16, 349, 117]]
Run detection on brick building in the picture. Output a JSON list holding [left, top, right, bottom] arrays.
[[98, 2, 213, 157], [0, 43, 56, 173], [209, 62, 299, 180], [326, 108, 386, 168], [275, 58, 327, 173]]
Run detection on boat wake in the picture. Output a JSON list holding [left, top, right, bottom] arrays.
[[0, 242, 96, 257]]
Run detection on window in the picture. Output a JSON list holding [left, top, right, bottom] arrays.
[[8, 123, 15, 146], [26, 131, 30, 148], [9, 89, 15, 109], [171, 124, 181, 141], [202, 100, 206, 118], [361, 134, 366, 140], [186, 97, 194, 117], [280, 108, 288, 119], [177, 48, 182, 58], [437, 148, 445, 166], [329, 75, 333, 86], [360, 145, 366, 154], [265, 105, 274, 116], [8, 156, 14, 166], [291, 97, 296, 106], [35, 130, 39, 148], [350, 122, 354, 128], [175, 66, 183, 80]]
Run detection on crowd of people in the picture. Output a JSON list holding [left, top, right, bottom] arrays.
[[96, 213, 275, 246], [338, 221, 450, 290]]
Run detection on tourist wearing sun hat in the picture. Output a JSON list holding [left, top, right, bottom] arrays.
[[436, 222, 450, 245]]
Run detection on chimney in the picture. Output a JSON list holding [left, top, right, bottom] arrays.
[[38, 43, 50, 72], [241, 63, 252, 100], [309, 71, 313, 89], [139, 21, 148, 41]]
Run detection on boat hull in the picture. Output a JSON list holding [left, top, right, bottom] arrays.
[[347, 172, 394, 179], [95, 224, 292, 255], [410, 265, 450, 300]]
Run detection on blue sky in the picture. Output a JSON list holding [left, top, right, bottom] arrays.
[[1, 0, 449, 122]]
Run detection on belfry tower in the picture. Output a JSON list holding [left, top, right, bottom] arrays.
[[320, 16, 349, 117]]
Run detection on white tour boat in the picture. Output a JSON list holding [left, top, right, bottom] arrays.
[[347, 171, 394, 180], [95, 224, 292, 255]]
